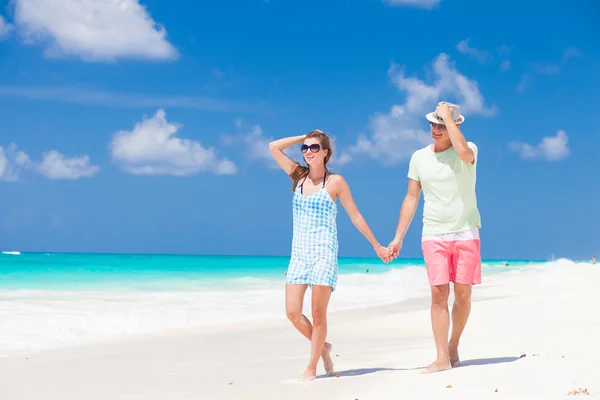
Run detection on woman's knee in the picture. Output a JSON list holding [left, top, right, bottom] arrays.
[[285, 284, 308, 323], [310, 285, 332, 324], [286, 308, 302, 323], [311, 306, 327, 325]]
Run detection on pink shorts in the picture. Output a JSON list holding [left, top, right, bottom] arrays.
[[421, 227, 481, 287]]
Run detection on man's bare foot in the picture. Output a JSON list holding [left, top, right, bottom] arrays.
[[448, 345, 460, 367], [421, 357, 452, 374], [322, 342, 335, 376], [301, 366, 317, 381]]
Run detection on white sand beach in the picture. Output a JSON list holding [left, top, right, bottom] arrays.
[[1, 260, 598, 400]]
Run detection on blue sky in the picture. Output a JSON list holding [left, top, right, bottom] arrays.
[[0, 0, 598, 260]]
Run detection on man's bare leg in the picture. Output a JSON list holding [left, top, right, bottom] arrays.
[[422, 283, 452, 373], [448, 283, 472, 367], [301, 285, 333, 381], [285, 284, 334, 378]]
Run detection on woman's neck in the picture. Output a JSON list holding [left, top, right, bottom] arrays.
[[308, 165, 326, 179]]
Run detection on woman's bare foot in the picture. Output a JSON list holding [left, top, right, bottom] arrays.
[[421, 357, 452, 374], [449, 345, 460, 367], [301, 366, 317, 381], [322, 342, 335, 376]]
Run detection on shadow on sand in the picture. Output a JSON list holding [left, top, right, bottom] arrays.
[[317, 356, 522, 379], [457, 356, 522, 367], [317, 366, 417, 379]]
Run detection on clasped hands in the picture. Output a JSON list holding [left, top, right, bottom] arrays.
[[374, 237, 403, 264]]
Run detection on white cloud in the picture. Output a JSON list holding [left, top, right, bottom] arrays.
[[14, 150, 32, 166], [224, 120, 351, 170], [0, 144, 31, 182], [457, 39, 513, 71], [244, 124, 277, 168], [38, 150, 100, 180], [13, 0, 178, 61], [516, 73, 533, 93], [226, 121, 351, 170], [0, 85, 261, 114], [325, 136, 353, 168], [562, 47, 582, 62], [0, 148, 14, 181], [339, 105, 431, 166], [532, 62, 561, 75], [392, 54, 496, 116], [456, 41, 518, 72], [384, 0, 440, 8], [456, 39, 491, 64], [0, 143, 99, 181], [111, 109, 236, 176], [223, 120, 279, 169], [0, 15, 14, 39], [518, 47, 582, 92], [496, 45, 513, 56], [339, 53, 495, 166], [509, 130, 570, 162]]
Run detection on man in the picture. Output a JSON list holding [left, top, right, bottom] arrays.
[[388, 101, 482, 374]]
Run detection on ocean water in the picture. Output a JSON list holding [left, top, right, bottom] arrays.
[[0, 251, 545, 356]]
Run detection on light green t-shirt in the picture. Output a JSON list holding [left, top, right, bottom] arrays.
[[407, 142, 481, 236]]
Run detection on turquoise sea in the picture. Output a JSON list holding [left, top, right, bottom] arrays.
[[0, 251, 544, 356], [0, 252, 539, 289]]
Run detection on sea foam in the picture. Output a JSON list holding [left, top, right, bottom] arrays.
[[0, 258, 582, 356]]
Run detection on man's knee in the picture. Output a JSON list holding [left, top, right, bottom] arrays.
[[431, 284, 450, 306], [453, 284, 472, 305]]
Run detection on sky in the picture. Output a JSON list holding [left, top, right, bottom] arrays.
[[0, 0, 599, 261]]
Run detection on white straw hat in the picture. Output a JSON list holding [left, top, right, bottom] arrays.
[[425, 101, 465, 125]]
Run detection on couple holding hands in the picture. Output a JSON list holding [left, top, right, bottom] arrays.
[[269, 101, 482, 380]]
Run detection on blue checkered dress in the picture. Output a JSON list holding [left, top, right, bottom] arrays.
[[286, 174, 339, 291]]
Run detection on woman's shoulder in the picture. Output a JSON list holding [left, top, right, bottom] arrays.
[[326, 173, 347, 186]]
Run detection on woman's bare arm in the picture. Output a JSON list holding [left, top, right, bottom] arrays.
[[268, 135, 305, 175]]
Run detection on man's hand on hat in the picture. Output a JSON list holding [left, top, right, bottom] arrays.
[[435, 102, 454, 123]]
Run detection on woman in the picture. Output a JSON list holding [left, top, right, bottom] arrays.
[[269, 129, 391, 381]]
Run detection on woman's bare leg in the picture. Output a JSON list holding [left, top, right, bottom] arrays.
[[302, 285, 333, 381], [285, 284, 334, 378]]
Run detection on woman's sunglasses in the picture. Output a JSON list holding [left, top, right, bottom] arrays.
[[301, 144, 322, 153], [430, 122, 447, 131]]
